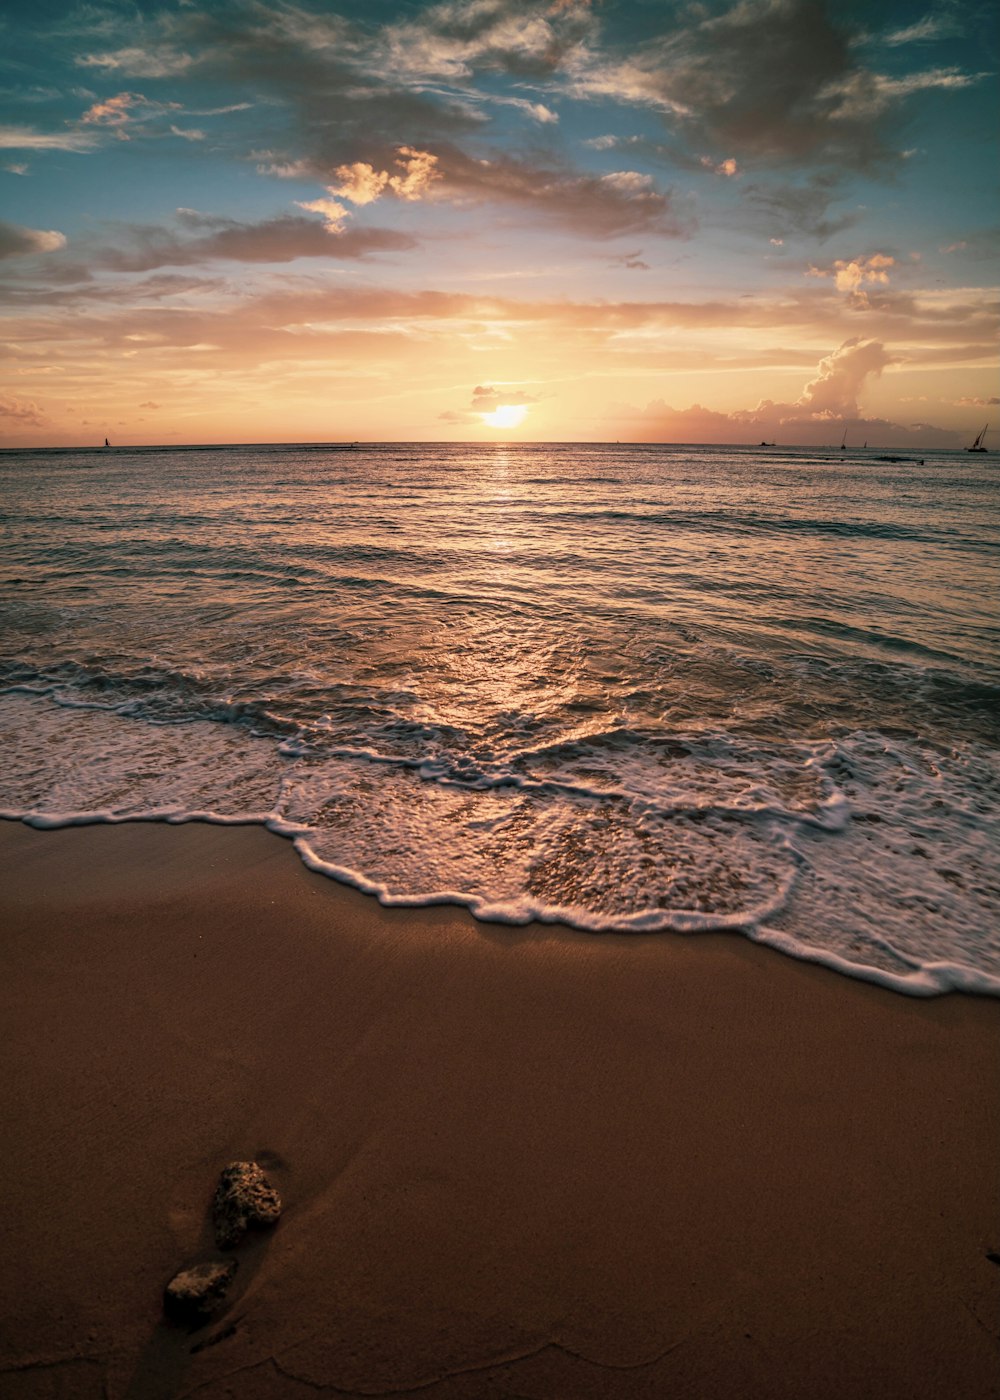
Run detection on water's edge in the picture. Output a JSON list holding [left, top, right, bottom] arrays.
[[4, 807, 997, 1000]]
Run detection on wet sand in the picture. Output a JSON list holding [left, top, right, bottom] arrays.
[[1, 818, 998, 1399]]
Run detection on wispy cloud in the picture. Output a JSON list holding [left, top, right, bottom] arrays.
[[0, 125, 98, 152], [879, 17, 957, 46], [92, 210, 417, 271], [75, 47, 194, 78]]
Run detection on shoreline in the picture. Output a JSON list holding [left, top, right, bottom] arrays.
[[1, 817, 998, 1398], [7, 809, 995, 999]]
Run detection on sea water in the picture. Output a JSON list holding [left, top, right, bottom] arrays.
[[1, 441, 998, 995]]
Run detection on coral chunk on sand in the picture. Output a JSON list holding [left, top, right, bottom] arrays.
[[164, 1259, 237, 1322], [212, 1160, 282, 1248]]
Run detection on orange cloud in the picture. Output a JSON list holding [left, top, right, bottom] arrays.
[[700, 156, 739, 177], [321, 147, 441, 209], [81, 93, 149, 126], [796, 337, 894, 416], [295, 198, 351, 232]]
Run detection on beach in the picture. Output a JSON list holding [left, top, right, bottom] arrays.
[[2, 817, 998, 1399]]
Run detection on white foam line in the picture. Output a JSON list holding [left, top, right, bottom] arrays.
[[3, 806, 998, 1000]]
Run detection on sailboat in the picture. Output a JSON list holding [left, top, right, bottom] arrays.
[[967, 423, 989, 453], [104, 437, 110, 448], [840, 427, 847, 450]]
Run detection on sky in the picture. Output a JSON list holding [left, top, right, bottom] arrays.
[[0, 0, 997, 446]]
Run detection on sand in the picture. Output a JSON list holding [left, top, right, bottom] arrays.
[[1, 817, 998, 1399]]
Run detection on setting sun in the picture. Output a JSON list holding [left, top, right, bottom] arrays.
[[481, 405, 528, 430]]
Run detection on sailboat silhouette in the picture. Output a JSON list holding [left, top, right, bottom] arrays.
[[967, 423, 989, 453]]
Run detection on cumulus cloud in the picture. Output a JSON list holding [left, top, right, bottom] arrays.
[[796, 337, 895, 416], [608, 338, 956, 446], [808, 252, 896, 305], [326, 162, 391, 206], [956, 395, 1000, 406], [0, 220, 67, 258]]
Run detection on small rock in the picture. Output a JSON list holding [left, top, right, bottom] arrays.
[[164, 1259, 237, 1323], [212, 1160, 282, 1248]]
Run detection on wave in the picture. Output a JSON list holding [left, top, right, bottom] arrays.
[[2, 689, 998, 999]]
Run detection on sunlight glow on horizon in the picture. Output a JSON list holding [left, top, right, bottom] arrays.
[[481, 405, 529, 430]]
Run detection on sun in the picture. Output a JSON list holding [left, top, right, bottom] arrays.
[[481, 404, 528, 430]]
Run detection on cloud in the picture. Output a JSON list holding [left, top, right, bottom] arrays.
[[434, 145, 691, 236], [568, 0, 983, 176], [820, 66, 984, 122], [296, 140, 689, 237], [0, 220, 67, 258], [0, 395, 45, 426], [796, 337, 895, 416], [700, 156, 740, 177], [610, 250, 650, 270], [471, 384, 539, 409], [295, 198, 350, 232], [0, 125, 98, 152], [879, 17, 952, 46], [378, 0, 596, 81], [807, 252, 896, 305], [63, 2, 675, 237], [97, 211, 417, 271], [323, 147, 443, 206], [81, 93, 143, 127], [138, 400, 160, 409], [740, 174, 857, 242], [608, 338, 956, 446], [326, 162, 391, 206], [956, 395, 1000, 407], [75, 47, 194, 78], [81, 91, 181, 128]]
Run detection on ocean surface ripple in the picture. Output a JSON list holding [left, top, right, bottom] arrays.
[[2, 441, 998, 995]]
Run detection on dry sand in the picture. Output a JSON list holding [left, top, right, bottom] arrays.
[[1, 818, 998, 1399]]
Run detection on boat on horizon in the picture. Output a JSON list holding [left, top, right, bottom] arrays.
[[967, 423, 989, 453]]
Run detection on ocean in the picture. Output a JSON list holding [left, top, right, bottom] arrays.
[[2, 441, 998, 995]]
